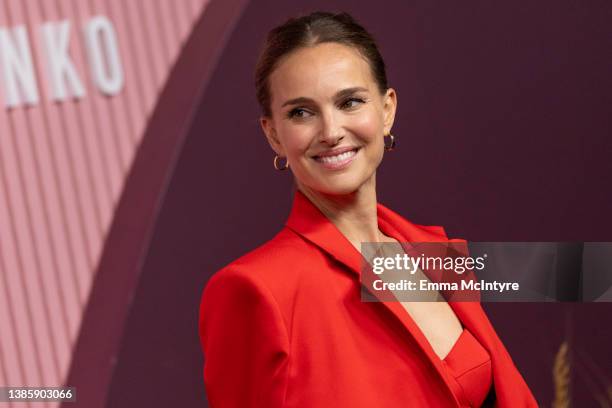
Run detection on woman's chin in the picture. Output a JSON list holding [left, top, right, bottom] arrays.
[[310, 178, 370, 197], [296, 167, 375, 197]]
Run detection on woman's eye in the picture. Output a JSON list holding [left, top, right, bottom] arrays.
[[341, 98, 365, 109], [288, 108, 311, 118], [287, 99, 363, 118]]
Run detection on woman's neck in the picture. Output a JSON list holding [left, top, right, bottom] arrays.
[[297, 176, 390, 251]]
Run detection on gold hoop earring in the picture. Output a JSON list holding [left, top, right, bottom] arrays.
[[273, 155, 289, 171], [384, 133, 396, 152]]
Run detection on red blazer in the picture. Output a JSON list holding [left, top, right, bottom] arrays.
[[199, 190, 537, 407]]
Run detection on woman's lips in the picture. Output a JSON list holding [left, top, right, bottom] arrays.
[[312, 148, 360, 170]]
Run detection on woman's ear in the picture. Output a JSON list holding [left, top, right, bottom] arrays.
[[382, 88, 397, 135], [260, 116, 285, 156]]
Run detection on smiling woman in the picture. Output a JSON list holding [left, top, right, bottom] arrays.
[[260, 41, 394, 198], [198, 11, 537, 408]]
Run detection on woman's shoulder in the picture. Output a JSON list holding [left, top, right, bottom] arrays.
[[221, 227, 315, 273], [203, 226, 322, 302]]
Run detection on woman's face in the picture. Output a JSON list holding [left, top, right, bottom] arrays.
[[260, 42, 397, 196]]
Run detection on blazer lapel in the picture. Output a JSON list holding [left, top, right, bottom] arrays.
[[378, 202, 528, 406], [284, 190, 461, 404], [284, 189, 365, 275], [375, 204, 474, 399]]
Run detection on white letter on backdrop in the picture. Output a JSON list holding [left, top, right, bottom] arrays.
[[41, 20, 86, 101], [0, 25, 39, 108], [84, 15, 124, 96]]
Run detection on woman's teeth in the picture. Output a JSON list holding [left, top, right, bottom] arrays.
[[317, 149, 356, 163]]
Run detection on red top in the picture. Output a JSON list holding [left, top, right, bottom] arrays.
[[443, 328, 493, 407], [199, 190, 537, 407]]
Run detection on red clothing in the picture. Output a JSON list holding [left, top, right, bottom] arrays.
[[199, 190, 537, 407], [442, 328, 493, 407]]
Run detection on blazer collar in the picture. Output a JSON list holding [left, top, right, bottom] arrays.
[[284, 189, 493, 404], [285, 189, 450, 275]]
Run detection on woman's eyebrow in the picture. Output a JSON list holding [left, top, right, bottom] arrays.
[[281, 86, 369, 108]]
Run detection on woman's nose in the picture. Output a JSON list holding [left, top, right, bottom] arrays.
[[318, 110, 344, 145]]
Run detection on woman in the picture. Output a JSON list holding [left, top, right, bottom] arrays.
[[199, 11, 537, 407]]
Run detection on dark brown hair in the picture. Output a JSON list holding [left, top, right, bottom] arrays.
[[254, 11, 389, 117]]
